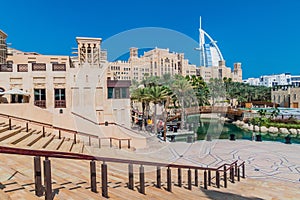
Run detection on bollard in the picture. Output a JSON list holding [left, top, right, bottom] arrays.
[[34, 156, 43, 196], [89, 136, 91, 146], [188, 169, 192, 190], [167, 167, 172, 192], [26, 122, 29, 132], [58, 130, 61, 139], [156, 166, 161, 188], [90, 160, 97, 192], [119, 140, 121, 149], [128, 139, 130, 149], [99, 138, 101, 148], [42, 127, 45, 137], [44, 158, 52, 200], [110, 138, 112, 148], [178, 168, 182, 187], [128, 164, 134, 190], [101, 162, 108, 198], [139, 165, 145, 194]]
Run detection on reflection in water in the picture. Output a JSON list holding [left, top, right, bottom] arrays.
[[195, 118, 300, 144]]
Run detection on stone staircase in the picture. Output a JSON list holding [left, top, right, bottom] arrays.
[[0, 122, 84, 154], [0, 120, 253, 200]]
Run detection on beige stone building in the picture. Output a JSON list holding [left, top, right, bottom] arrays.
[[0, 33, 131, 128], [0, 30, 7, 64], [272, 85, 300, 108], [107, 47, 197, 81], [198, 61, 242, 82]]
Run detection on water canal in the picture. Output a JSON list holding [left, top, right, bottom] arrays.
[[188, 117, 300, 144]]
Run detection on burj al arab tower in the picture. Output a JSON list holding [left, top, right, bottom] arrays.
[[195, 17, 224, 67]]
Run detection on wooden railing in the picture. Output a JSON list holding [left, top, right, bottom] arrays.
[[0, 113, 131, 149], [0, 146, 246, 199]]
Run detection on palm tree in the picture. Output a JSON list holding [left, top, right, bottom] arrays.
[[131, 86, 149, 129], [171, 75, 195, 129], [145, 85, 171, 133]]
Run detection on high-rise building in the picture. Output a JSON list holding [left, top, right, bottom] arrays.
[[195, 17, 242, 82]]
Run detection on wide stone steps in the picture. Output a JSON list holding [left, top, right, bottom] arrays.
[[0, 128, 23, 142], [15, 132, 44, 147], [45, 138, 65, 151], [0, 130, 34, 145], [30, 135, 55, 149]]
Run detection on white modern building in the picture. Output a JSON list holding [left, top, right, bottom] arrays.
[[244, 73, 300, 87]]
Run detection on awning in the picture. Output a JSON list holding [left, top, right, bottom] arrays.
[[2, 89, 30, 96]]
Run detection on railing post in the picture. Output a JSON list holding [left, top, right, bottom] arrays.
[[224, 165, 227, 188], [8, 118, 11, 130], [128, 164, 134, 190], [242, 163, 245, 178], [101, 162, 108, 198], [238, 167, 240, 181], [178, 168, 182, 187], [119, 140, 121, 149], [139, 165, 145, 194], [26, 122, 29, 132], [208, 170, 211, 186], [195, 169, 198, 187], [42, 126, 45, 137], [58, 130, 61, 139], [34, 156, 43, 197], [188, 168, 192, 190], [90, 160, 97, 193], [204, 170, 207, 189], [216, 170, 220, 188], [44, 157, 52, 200], [89, 136, 91, 146], [235, 162, 238, 176], [99, 138, 101, 148], [110, 138, 112, 148], [156, 166, 161, 188], [231, 167, 235, 183], [74, 133, 77, 144], [167, 167, 172, 192], [128, 139, 130, 149]]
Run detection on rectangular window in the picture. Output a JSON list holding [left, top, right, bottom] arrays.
[[294, 94, 297, 100], [34, 89, 46, 108], [108, 87, 114, 99], [54, 88, 66, 108]]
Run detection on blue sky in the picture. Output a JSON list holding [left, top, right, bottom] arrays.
[[1, 0, 300, 78]]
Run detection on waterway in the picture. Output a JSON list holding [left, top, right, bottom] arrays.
[[189, 118, 300, 144]]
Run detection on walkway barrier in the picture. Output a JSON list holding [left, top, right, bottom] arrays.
[[0, 146, 246, 199], [0, 113, 131, 149]]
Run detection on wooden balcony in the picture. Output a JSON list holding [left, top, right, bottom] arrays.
[[32, 63, 46, 71], [0, 64, 13, 72], [55, 100, 66, 108], [34, 100, 46, 108], [52, 63, 66, 71], [17, 64, 28, 72]]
